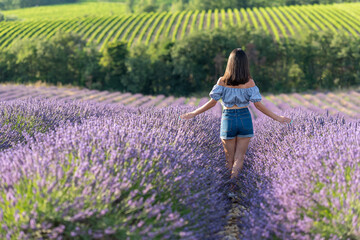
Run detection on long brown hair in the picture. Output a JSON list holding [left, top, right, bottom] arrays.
[[222, 48, 251, 86]]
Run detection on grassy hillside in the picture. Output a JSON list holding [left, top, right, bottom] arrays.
[[1, 2, 360, 50], [3, 2, 127, 19]]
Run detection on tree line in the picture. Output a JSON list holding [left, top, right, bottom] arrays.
[[0, 24, 359, 97]]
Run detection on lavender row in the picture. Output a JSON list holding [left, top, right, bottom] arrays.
[[0, 98, 232, 240], [0, 97, 131, 151], [234, 108, 359, 239], [0, 85, 187, 109], [1, 84, 359, 120]]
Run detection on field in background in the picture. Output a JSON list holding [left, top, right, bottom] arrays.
[[2, 2, 127, 20], [1, 83, 359, 120], [1, 2, 360, 50]]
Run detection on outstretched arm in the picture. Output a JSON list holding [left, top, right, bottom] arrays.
[[192, 99, 217, 116], [180, 99, 217, 120], [254, 101, 291, 123]]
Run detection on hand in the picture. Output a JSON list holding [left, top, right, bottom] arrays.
[[179, 112, 196, 120], [277, 116, 292, 124]]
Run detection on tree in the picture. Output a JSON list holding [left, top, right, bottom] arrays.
[[6, 31, 102, 87], [101, 41, 128, 90], [125, 0, 135, 13]]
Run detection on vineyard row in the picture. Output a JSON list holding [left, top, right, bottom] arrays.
[[0, 3, 360, 50]]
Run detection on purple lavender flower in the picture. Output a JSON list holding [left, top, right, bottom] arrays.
[[0, 97, 229, 239]]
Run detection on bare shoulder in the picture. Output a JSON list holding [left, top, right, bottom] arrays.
[[247, 78, 256, 88], [216, 77, 225, 86]]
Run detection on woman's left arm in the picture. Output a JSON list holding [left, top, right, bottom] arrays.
[[180, 99, 217, 120]]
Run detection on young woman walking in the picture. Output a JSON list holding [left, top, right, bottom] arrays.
[[179, 48, 292, 198]]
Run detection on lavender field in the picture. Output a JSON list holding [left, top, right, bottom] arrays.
[[1, 83, 360, 120], [0, 84, 359, 239]]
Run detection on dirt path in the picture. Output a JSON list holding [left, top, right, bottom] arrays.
[[216, 198, 246, 240]]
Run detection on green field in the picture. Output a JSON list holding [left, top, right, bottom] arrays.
[[3, 2, 128, 19], [1, 2, 360, 50]]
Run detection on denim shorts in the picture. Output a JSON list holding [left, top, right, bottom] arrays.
[[220, 108, 254, 139]]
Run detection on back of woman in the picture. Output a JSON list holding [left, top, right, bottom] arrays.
[[179, 48, 292, 199]]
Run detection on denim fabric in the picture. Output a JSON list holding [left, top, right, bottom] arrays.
[[209, 82, 262, 108], [220, 108, 254, 139]]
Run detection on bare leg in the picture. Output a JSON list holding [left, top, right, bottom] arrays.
[[221, 137, 237, 191], [232, 137, 251, 179], [221, 137, 237, 174]]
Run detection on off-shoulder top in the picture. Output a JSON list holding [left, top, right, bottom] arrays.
[[209, 78, 262, 108]]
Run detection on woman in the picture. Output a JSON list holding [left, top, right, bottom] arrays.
[[180, 48, 292, 198]]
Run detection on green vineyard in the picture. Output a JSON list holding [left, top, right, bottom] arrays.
[[1, 2, 360, 51]]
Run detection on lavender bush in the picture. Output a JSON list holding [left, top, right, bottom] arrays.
[[1, 96, 358, 240], [236, 107, 360, 239], [0, 97, 128, 151], [0, 98, 232, 239]]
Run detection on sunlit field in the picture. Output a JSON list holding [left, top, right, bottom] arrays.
[[0, 0, 359, 239], [1, 2, 360, 49], [0, 83, 359, 239], [1, 83, 359, 120], [3, 2, 127, 20]]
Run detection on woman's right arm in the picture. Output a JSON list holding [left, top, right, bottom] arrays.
[[254, 101, 291, 123]]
